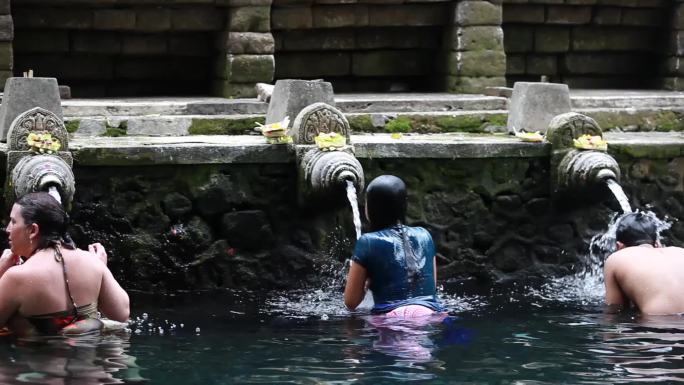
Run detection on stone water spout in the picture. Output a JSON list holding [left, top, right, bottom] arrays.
[[5, 107, 75, 207], [292, 103, 364, 205], [547, 112, 620, 194]]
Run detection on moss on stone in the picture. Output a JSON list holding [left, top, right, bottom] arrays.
[[188, 117, 265, 135], [348, 115, 374, 132], [588, 110, 684, 132], [64, 120, 80, 133], [384, 117, 412, 133], [102, 125, 127, 137]]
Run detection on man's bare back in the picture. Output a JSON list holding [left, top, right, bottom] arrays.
[[604, 245, 684, 314]]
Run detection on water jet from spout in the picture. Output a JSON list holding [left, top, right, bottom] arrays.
[[346, 180, 362, 240], [605, 178, 631, 214], [47, 185, 62, 204]]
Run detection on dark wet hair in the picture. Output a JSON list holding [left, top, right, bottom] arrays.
[[15, 192, 75, 250], [365, 175, 407, 232], [615, 212, 657, 247]]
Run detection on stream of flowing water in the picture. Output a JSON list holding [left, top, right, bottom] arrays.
[[346, 180, 362, 240], [47, 185, 61, 204], [606, 178, 631, 213]]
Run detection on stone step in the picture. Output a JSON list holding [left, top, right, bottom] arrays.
[[4, 131, 674, 167], [570, 90, 684, 109]]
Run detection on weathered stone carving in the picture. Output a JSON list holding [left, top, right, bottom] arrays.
[[292, 103, 350, 145], [546, 112, 602, 150], [301, 149, 364, 195], [11, 154, 76, 206], [7, 107, 69, 152]]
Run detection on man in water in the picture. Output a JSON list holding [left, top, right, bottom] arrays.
[[604, 212, 684, 314]]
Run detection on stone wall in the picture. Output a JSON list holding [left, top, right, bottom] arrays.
[[503, 0, 673, 89], [666, 0, 684, 90], [9, 0, 275, 98], [272, 0, 506, 93], [0, 149, 678, 291]]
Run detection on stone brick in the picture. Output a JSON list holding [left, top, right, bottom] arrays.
[[506, 54, 526, 75], [592, 7, 621, 25], [563, 53, 646, 74], [675, 3, 684, 30], [534, 27, 569, 52], [14, 31, 69, 53], [0, 42, 11, 71], [446, 76, 506, 93], [212, 80, 258, 98], [312, 4, 357, 28], [0, 70, 11, 89], [217, 0, 272, 5], [504, 26, 533, 53], [115, 57, 207, 80], [275, 52, 350, 77], [449, 50, 506, 77], [369, 4, 449, 27], [14, 9, 93, 29], [455, 1, 502, 26], [572, 27, 655, 51], [357, 27, 438, 49], [663, 57, 684, 77], [229, 6, 271, 32], [73, 33, 122, 54], [122, 35, 167, 55], [172, 8, 224, 31], [353, 50, 433, 76], [216, 54, 274, 82], [502, 5, 544, 24], [169, 36, 212, 56], [0, 0, 9, 15], [672, 31, 684, 56], [281, 29, 354, 50], [450, 26, 504, 52], [546, 6, 592, 24], [136, 9, 171, 32], [219, 32, 275, 54], [566, 0, 597, 4], [0, 15, 12, 41], [526, 54, 557, 75], [271, 6, 312, 30], [94, 9, 136, 30], [621, 8, 664, 26], [662, 77, 684, 91]]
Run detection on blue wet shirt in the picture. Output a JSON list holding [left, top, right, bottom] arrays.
[[351, 225, 443, 314]]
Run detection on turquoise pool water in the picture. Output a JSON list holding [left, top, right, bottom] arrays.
[[2, 280, 684, 384]]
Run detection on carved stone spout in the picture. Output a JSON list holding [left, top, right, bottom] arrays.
[[11, 154, 75, 205], [5, 107, 75, 207], [547, 112, 620, 194], [301, 149, 364, 195], [291, 102, 365, 205]]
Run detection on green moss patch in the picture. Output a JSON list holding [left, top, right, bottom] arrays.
[[64, 120, 80, 133], [189, 117, 265, 135], [588, 110, 684, 132]]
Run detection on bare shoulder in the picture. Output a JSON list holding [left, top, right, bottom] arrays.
[[68, 248, 106, 271]]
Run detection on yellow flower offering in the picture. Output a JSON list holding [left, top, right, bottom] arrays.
[[573, 134, 607, 151], [391, 133, 403, 140], [515, 131, 544, 142], [26, 132, 61, 154], [314, 132, 346, 150], [255, 116, 290, 138]]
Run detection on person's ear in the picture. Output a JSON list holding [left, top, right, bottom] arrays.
[[616, 241, 625, 250], [27, 223, 39, 241]]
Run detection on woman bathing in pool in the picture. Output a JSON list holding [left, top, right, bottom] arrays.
[[0, 192, 129, 336], [344, 175, 444, 317]]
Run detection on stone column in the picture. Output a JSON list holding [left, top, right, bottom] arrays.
[[445, 0, 506, 94], [0, 0, 12, 90], [664, 0, 684, 91], [214, 0, 275, 98]]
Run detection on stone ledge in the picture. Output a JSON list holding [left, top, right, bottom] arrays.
[[605, 132, 684, 158]]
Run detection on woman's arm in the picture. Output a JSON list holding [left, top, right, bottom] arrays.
[[98, 268, 130, 322], [344, 261, 368, 310]]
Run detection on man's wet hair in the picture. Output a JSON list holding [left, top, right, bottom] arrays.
[[365, 175, 407, 231], [615, 212, 658, 247]]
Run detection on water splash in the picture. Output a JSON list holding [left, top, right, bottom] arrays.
[[346, 180, 362, 240], [531, 210, 671, 306], [605, 178, 631, 213], [47, 185, 61, 204]]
